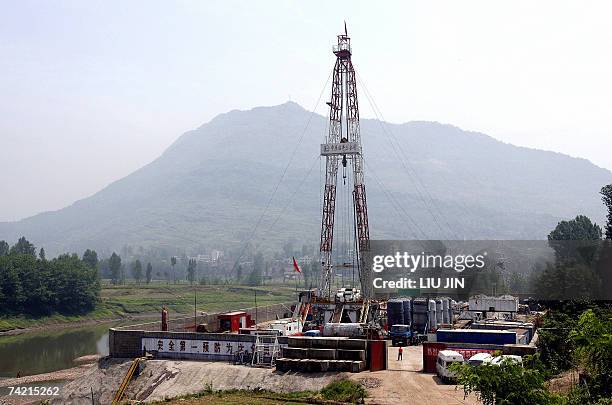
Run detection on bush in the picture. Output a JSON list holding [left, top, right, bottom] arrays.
[[451, 361, 558, 405], [320, 379, 367, 403]]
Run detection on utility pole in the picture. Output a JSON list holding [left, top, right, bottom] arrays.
[[254, 289, 258, 326]]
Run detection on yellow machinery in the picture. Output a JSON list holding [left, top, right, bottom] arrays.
[[112, 357, 145, 404]]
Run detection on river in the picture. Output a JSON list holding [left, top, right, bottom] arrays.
[[0, 321, 129, 378]]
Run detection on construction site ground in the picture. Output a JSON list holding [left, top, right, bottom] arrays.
[[351, 345, 479, 405], [4, 345, 481, 405]]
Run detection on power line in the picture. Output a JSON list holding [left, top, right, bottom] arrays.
[[365, 160, 429, 241], [232, 71, 333, 270], [356, 70, 460, 240], [261, 153, 320, 236]]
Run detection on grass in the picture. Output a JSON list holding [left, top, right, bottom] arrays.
[[148, 380, 368, 404], [150, 389, 317, 405], [0, 281, 297, 332], [0, 307, 120, 332]]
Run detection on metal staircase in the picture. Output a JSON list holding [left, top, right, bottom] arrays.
[[331, 302, 344, 323], [358, 300, 370, 323], [251, 334, 280, 367], [299, 302, 310, 325]]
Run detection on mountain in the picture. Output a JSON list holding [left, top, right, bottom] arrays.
[[1, 101, 611, 257]]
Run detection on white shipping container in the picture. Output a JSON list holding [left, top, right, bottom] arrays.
[[469, 295, 518, 313]]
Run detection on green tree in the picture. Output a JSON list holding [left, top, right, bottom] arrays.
[[120, 264, 126, 285], [146, 262, 153, 284], [82, 249, 98, 269], [534, 262, 600, 300], [569, 309, 612, 399], [302, 261, 318, 289], [132, 259, 143, 283], [39, 247, 46, 261], [0, 240, 9, 256], [535, 311, 577, 374], [171, 256, 177, 284], [282, 240, 295, 258], [50, 253, 100, 313], [247, 253, 264, 286], [0, 243, 100, 315], [451, 361, 555, 405], [10, 236, 36, 256], [109, 252, 122, 285], [538, 215, 605, 298], [601, 184, 612, 240], [0, 256, 25, 311], [236, 265, 243, 282], [186, 258, 197, 285], [548, 215, 603, 241], [548, 215, 602, 265]]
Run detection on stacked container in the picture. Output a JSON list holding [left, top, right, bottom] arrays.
[[387, 299, 404, 327], [402, 298, 412, 326], [412, 298, 428, 333], [442, 298, 450, 324], [435, 299, 443, 328], [428, 300, 437, 331]]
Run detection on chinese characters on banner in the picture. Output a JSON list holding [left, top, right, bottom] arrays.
[[142, 337, 262, 356], [320, 142, 360, 156]]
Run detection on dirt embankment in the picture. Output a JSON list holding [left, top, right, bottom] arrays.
[[53, 358, 345, 404], [4, 346, 479, 405]]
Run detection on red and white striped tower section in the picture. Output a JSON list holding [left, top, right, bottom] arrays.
[[319, 26, 371, 299]]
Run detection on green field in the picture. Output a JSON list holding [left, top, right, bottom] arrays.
[[0, 282, 298, 332]]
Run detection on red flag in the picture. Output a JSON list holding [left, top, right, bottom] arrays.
[[292, 256, 301, 273]]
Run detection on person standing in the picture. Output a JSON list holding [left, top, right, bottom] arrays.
[[397, 346, 403, 361]]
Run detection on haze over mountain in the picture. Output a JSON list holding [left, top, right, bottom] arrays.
[[1, 101, 610, 257]]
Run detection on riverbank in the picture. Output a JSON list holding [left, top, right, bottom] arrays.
[[0, 312, 158, 337], [0, 356, 101, 389], [0, 283, 297, 334]]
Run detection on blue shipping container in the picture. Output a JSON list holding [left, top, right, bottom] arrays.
[[402, 299, 412, 325], [436, 329, 516, 345], [387, 299, 404, 326]]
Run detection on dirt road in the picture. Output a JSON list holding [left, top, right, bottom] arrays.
[[350, 346, 479, 405]]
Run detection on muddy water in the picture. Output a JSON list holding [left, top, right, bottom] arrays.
[[0, 321, 128, 378]]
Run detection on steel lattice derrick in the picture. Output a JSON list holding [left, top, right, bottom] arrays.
[[319, 30, 372, 299]]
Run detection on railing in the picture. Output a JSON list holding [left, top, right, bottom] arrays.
[[333, 43, 351, 54], [114, 303, 292, 332]]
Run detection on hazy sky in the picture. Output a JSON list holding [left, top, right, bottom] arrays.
[[1, 1, 612, 222]]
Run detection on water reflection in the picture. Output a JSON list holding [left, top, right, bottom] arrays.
[[0, 322, 126, 378]]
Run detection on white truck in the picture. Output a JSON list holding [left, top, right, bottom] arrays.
[[436, 350, 464, 383]]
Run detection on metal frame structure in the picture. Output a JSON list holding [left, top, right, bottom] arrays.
[[319, 27, 371, 299]]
